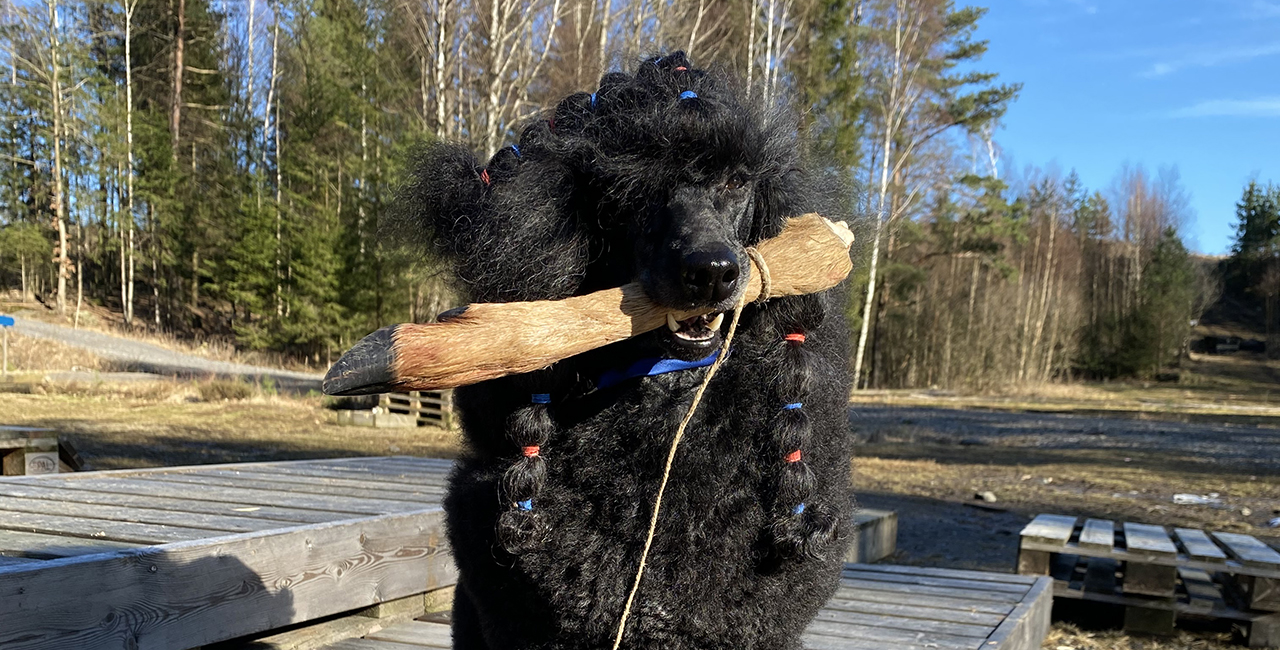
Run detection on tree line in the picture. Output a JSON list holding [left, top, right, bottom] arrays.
[[0, 0, 1211, 385]]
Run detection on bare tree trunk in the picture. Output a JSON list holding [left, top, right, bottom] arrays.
[[434, 0, 452, 133], [171, 0, 185, 159], [151, 204, 160, 326], [1028, 208, 1057, 382], [598, 0, 612, 76], [46, 0, 69, 316], [245, 0, 255, 120]]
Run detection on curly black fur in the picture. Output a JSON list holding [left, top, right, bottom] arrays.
[[402, 52, 855, 650]]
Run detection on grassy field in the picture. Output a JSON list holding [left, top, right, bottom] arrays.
[[0, 384, 459, 469]]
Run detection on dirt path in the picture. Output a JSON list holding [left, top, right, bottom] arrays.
[[11, 316, 323, 393]]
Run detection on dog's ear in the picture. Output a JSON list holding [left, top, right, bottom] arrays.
[[399, 141, 590, 304]]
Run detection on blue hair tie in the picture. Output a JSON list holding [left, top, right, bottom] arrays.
[[793, 503, 806, 515], [783, 402, 802, 410], [517, 499, 533, 511], [511, 144, 521, 158], [679, 90, 698, 100], [590, 93, 597, 109], [531, 393, 551, 404]]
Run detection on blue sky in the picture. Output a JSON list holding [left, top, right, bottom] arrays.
[[973, 0, 1280, 255]]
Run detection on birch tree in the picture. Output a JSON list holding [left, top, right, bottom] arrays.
[[851, 0, 1017, 388]]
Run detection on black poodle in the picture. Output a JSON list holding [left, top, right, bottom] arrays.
[[402, 52, 854, 650]]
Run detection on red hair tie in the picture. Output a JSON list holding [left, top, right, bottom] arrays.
[[784, 333, 805, 343], [675, 66, 688, 71], [480, 169, 491, 185], [784, 449, 802, 463], [522, 445, 540, 458]]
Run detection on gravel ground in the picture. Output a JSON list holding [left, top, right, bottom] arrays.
[[847, 405, 1280, 573], [850, 404, 1280, 474], [11, 316, 323, 393]]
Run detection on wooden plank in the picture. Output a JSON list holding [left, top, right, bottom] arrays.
[[839, 578, 1025, 604], [227, 464, 451, 488], [810, 607, 993, 638], [27, 477, 423, 515], [366, 621, 454, 648], [0, 510, 223, 544], [1078, 519, 1115, 552], [802, 633, 939, 650], [0, 529, 140, 558], [0, 482, 344, 524], [187, 467, 449, 492], [828, 586, 1015, 616], [304, 460, 453, 478], [984, 576, 1053, 650], [173, 468, 449, 496], [241, 594, 426, 650], [821, 596, 1006, 627], [1019, 514, 1077, 546], [804, 619, 982, 650], [849, 562, 1036, 585], [1021, 538, 1280, 579], [0, 457, 408, 482], [1123, 523, 1177, 557], [0, 494, 284, 534], [1175, 528, 1229, 561], [325, 639, 436, 650], [1215, 532, 1280, 568], [137, 473, 445, 504], [326, 458, 454, 473], [0, 508, 456, 650], [841, 568, 1031, 594]]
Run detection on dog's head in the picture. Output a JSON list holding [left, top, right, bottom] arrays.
[[406, 52, 812, 360]]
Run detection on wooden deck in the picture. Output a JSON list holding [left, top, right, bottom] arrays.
[[0, 456, 456, 650], [0, 457, 1051, 650], [317, 564, 1052, 650]]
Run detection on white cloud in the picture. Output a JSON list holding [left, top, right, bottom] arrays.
[[1169, 97, 1280, 118], [1143, 41, 1280, 76]]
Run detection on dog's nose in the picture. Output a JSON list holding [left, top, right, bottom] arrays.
[[681, 247, 741, 304]]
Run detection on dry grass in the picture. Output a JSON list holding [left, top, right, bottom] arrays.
[[1044, 622, 1237, 649], [2, 332, 103, 372], [0, 389, 462, 470]]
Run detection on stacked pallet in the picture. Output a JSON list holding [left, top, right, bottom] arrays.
[[335, 390, 456, 429], [1018, 513, 1280, 647]]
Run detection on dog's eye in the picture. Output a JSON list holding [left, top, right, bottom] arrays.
[[724, 175, 748, 191]]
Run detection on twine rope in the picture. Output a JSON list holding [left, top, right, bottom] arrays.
[[609, 246, 766, 650]]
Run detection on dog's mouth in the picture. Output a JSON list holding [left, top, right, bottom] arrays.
[[664, 311, 725, 350]]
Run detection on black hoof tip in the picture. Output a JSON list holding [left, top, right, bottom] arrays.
[[323, 325, 398, 396]]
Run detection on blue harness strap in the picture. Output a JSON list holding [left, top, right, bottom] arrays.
[[597, 349, 722, 390]]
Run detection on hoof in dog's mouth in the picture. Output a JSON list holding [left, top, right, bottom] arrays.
[[666, 312, 725, 350]]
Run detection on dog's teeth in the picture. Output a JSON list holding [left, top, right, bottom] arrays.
[[667, 313, 680, 332], [709, 313, 724, 330]]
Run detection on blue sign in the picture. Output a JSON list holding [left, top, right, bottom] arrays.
[[0, 316, 13, 327]]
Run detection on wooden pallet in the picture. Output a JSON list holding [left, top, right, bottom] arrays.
[[1018, 513, 1280, 647], [336, 391, 456, 429], [311, 564, 1052, 650], [0, 425, 83, 475], [0, 456, 456, 650]]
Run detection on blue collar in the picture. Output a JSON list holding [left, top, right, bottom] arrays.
[[597, 349, 723, 390]]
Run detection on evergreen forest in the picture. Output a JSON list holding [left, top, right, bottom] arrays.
[[0, 0, 1245, 387]]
